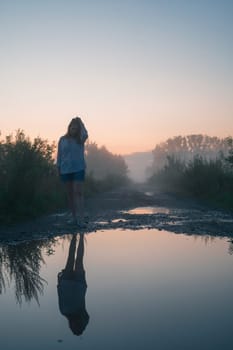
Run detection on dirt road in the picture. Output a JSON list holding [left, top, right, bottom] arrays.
[[1, 185, 233, 243]]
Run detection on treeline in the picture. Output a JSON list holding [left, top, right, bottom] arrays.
[[147, 134, 230, 175], [148, 135, 233, 209], [0, 130, 129, 223], [85, 142, 128, 191]]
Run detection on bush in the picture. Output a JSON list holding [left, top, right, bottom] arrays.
[[148, 154, 233, 209], [148, 155, 186, 193], [0, 130, 65, 222], [183, 156, 226, 197]]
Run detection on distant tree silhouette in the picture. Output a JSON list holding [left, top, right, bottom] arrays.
[[85, 141, 128, 180], [148, 134, 230, 176], [225, 137, 233, 167]]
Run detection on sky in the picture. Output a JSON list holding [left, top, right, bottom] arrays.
[[0, 0, 233, 154]]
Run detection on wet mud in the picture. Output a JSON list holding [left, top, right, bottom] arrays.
[[1, 186, 233, 244]]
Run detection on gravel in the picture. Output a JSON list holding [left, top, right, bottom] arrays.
[[1, 186, 233, 244]]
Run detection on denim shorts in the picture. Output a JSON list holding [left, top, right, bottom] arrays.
[[60, 170, 85, 182]]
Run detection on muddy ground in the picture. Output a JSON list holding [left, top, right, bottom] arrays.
[[1, 185, 233, 244]]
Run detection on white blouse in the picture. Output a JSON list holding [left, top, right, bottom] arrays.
[[57, 125, 88, 175]]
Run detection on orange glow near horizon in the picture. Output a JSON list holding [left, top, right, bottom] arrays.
[[1, 1, 233, 155]]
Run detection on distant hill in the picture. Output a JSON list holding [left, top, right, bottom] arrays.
[[123, 151, 153, 182]]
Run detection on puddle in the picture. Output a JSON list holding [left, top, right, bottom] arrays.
[[111, 218, 128, 223], [145, 191, 154, 196], [0, 229, 233, 349], [123, 206, 170, 215]]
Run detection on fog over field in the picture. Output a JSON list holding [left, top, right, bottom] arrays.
[[124, 151, 153, 183]]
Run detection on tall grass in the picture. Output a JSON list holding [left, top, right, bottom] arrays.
[[148, 154, 233, 209]]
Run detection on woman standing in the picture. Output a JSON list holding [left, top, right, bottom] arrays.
[[57, 117, 88, 227]]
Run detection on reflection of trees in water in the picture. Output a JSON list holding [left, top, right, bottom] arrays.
[[228, 240, 233, 255], [192, 235, 216, 245], [0, 239, 55, 305], [192, 235, 233, 256]]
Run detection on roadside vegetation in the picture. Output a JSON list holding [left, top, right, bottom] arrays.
[[147, 135, 233, 209], [0, 130, 129, 223]]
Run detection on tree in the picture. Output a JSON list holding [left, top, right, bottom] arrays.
[[148, 134, 230, 176], [225, 137, 233, 167], [85, 141, 128, 180]]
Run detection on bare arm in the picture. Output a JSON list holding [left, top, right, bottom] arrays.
[[80, 119, 88, 144]]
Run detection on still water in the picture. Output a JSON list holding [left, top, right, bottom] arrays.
[[0, 228, 233, 350]]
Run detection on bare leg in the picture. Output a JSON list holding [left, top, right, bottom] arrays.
[[64, 234, 77, 273], [73, 181, 84, 222], [75, 234, 85, 273], [65, 181, 77, 219]]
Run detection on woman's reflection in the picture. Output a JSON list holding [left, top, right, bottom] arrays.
[[57, 233, 89, 336]]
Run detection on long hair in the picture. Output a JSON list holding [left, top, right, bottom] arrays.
[[67, 310, 90, 336], [65, 117, 82, 143]]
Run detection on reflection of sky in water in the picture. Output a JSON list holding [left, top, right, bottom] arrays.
[[111, 218, 128, 223], [0, 229, 233, 350], [123, 207, 170, 215]]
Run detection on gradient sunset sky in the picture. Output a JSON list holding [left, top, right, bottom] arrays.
[[1, 0, 232, 154]]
